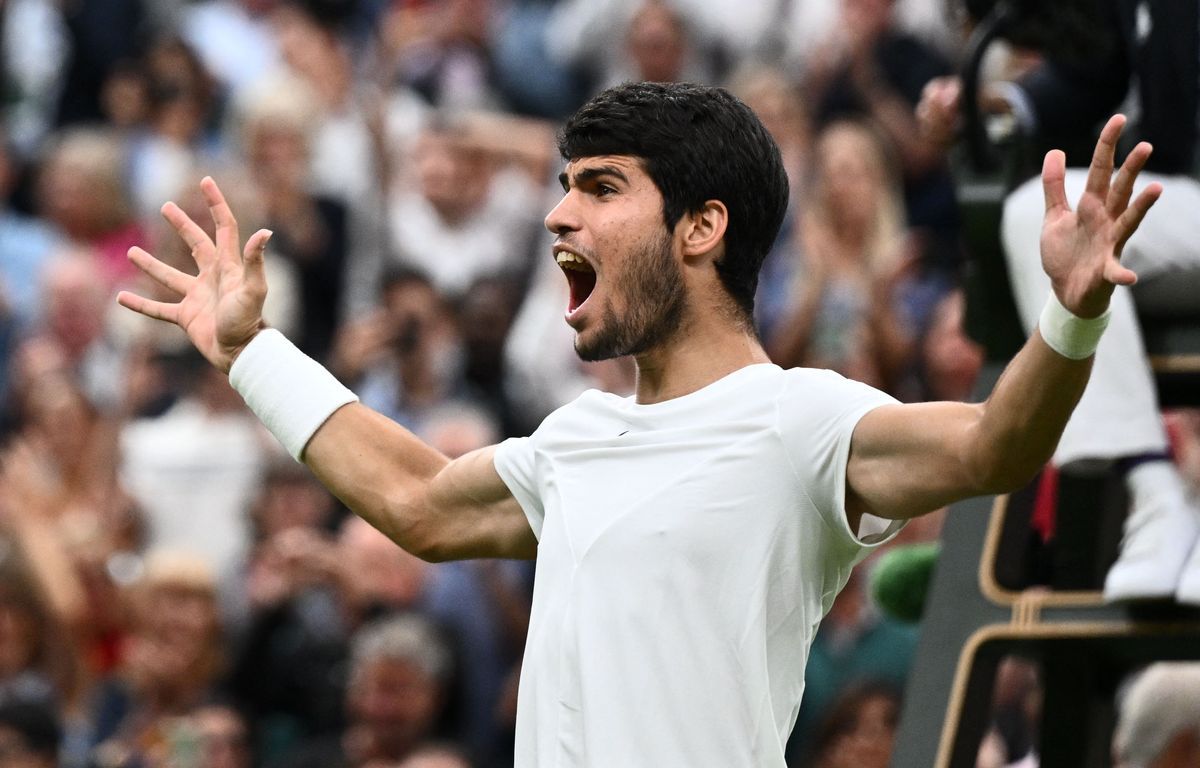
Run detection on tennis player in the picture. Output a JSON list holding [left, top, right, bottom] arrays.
[[117, 82, 1158, 766]]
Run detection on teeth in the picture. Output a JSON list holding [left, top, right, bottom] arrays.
[[555, 252, 592, 271]]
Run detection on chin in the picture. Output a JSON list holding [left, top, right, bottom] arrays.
[[573, 328, 625, 363]]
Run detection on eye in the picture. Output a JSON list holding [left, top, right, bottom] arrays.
[[596, 184, 617, 198]]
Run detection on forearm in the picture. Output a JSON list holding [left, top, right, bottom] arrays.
[[230, 330, 447, 557], [969, 330, 1092, 493], [303, 403, 449, 551]]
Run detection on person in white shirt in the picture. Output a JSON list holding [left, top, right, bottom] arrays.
[[115, 82, 1158, 767]]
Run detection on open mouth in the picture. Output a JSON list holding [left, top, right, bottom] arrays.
[[556, 251, 596, 314]]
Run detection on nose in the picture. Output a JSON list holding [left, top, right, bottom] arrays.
[[544, 190, 581, 235]]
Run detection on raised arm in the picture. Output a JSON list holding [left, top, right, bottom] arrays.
[[117, 178, 536, 561], [845, 115, 1161, 523]]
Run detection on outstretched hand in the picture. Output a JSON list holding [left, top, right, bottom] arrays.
[[1040, 114, 1161, 319], [116, 177, 272, 373]]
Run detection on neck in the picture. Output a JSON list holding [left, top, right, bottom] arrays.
[[632, 302, 770, 404]]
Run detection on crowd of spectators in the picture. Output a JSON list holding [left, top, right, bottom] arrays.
[[0, 0, 1004, 765]]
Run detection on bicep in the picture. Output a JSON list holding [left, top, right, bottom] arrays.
[[423, 446, 538, 561], [304, 404, 536, 561], [845, 401, 987, 521]]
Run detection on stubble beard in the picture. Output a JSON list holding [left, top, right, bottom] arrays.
[[574, 230, 687, 362]]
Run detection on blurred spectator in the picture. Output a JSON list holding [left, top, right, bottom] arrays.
[[88, 551, 226, 768], [767, 120, 919, 394], [237, 75, 351, 361], [98, 61, 152, 135], [728, 66, 811, 345], [0, 696, 61, 768], [0, 565, 72, 714], [34, 129, 146, 290], [0, 134, 64, 334], [490, 0, 590, 119], [274, 613, 454, 768], [377, 0, 498, 112], [181, 0, 282, 102], [546, 0, 716, 90], [333, 267, 467, 433], [2, 370, 136, 550], [18, 252, 128, 411], [976, 655, 1042, 768], [126, 37, 225, 223], [456, 276, 525, 435], [396, 742, 473, 768], [222, 460, 347, 756], [624, 2, 689, 84], [221, 456, 341, 626], [190, 703, 252, 768], [917, 289, 984, 402], [53, 0, 151, 128], [1114, 662, 1200, 768], [803, 680, 902, 768], [789, 569, 916, 758], [119, 356, 272, 584], [804, 0, 960, 272], [1, 0, 69, 156], [268, 0, 381, 206], [231, 486, 526, 765], [386, 120, 542, 299], [129, 702, 253, 768], [338, 515, 526, 764]]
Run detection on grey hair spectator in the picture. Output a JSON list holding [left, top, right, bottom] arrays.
[[351, 614, 453, 687], [1113, 663, 1200, 768]]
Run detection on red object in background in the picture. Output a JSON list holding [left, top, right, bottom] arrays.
[[1030, 464, 1059, 544]]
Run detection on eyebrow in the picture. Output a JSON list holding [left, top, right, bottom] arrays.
[[558, 165, 631, 192]]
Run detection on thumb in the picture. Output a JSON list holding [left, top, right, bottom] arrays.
[[1104, 259, 1138, 287], [243, 229, 273, 295]]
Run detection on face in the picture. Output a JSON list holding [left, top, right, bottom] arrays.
[[545, 155, 686, 361], [414, 132, 489, 223], [627, 4, 687, 83], [349, 657, 441, 757], [817, 128, 882, 231]]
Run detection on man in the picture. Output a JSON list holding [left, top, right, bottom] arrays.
[[1113, 663, 1200, 768], [117, 82, 1157, 766], [918, 0, 1200, 603]]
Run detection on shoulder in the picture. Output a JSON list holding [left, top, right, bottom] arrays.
[[531, 388, 625, 440], [778, 366, 886, 397], [776, 367, 897, 429]]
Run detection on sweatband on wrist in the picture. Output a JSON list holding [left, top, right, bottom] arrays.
[[228, 329, 359, 461], [1037, 292, 1111, 360]]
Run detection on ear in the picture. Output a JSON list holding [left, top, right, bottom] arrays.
[[678, 200, 729, 263]]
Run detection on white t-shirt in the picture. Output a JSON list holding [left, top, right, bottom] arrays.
[[493, 363, 903, 767]]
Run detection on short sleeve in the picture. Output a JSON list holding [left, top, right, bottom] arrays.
[[493, 436, 546, 540], [777, 370, 904, 555]]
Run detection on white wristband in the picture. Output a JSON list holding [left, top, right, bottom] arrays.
[[1037, 293, 1111, 360], [228, 329, 358, 461]]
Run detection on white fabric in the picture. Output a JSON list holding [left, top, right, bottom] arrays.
[[493, 364, 902, 767], [1002, 170, 1200, 464], [120, 399, 268, 580], [228, 329, 359, 461], [181, 1, 279, 101], [388, 167, 540, 297]]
